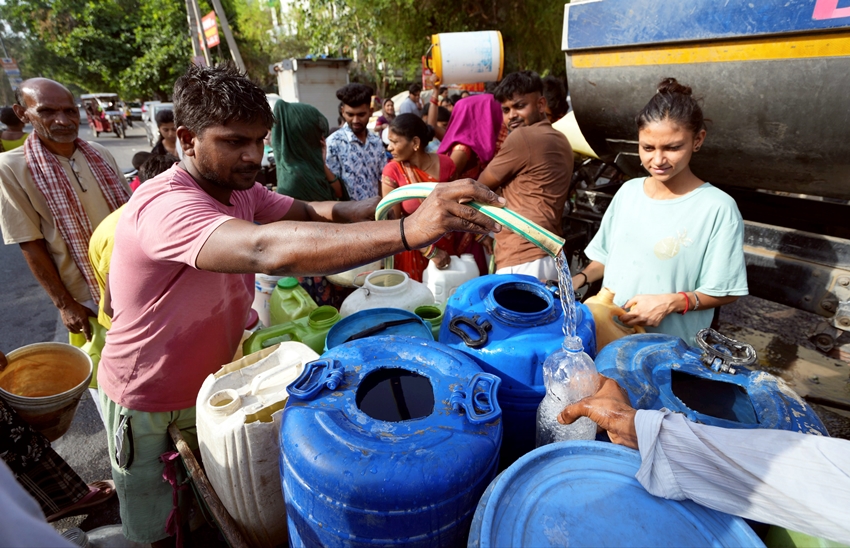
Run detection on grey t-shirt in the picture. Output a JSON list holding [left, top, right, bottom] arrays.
[[397, 97, 421, 116]]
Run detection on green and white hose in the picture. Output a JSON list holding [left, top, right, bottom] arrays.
[[376, 183, 566, 258]]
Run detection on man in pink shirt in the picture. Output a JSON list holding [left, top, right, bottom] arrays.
[[97, 64, 503, 546]]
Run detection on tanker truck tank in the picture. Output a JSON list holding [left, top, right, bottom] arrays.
[[561, 0, 850, 352]]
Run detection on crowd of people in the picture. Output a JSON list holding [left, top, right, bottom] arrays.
[[0, 63, 846, 547]]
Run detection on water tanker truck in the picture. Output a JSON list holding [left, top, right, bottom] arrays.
[[561, 0, 850, 352]]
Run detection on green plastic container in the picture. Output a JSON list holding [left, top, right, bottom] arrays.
[[415, 304, 444, 340], [243, 306, 341, 355], [268, 277, 318, 327], [68, 318, 107, 389], [765, 526, 847, 548]]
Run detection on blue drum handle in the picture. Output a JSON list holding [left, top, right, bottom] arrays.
[[450, 373, 502, 424], [287, 359, 345, 401]]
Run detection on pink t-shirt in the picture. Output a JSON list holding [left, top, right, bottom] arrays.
[[98, 166, 293, 412]]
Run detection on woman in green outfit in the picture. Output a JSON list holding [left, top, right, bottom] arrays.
[[270, 99, 353, 307], [271, 99, 346, 201]]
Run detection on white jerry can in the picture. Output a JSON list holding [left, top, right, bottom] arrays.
[[422, 253, 479, 307], [339, 269, 435, 318], [196, 342, 319, 547]]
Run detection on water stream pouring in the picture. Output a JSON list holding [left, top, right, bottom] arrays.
[[535, 335, 599, 446]]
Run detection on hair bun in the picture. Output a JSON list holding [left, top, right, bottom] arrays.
[[656, 77, 692, 96]]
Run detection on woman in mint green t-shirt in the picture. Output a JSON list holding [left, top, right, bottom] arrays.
[[573, 78, 748, 344]]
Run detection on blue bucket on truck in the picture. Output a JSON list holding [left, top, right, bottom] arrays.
[[468, 441, 764, 547], [281, 335, 503, 548], [439, 274, 596, 467], [595, 332, 828, 435]]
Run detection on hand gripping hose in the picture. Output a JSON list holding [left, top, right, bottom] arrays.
[[376, 183, 566, 257]]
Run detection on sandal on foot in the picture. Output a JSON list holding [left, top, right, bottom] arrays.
[[46, 480, 116, 522]]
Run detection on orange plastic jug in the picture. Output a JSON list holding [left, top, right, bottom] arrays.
[[583, 288, 645, 352]]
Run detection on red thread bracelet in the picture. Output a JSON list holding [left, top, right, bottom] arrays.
[[678, 292, 690, 315]]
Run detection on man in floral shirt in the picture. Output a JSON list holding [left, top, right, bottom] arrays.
[[326, 83, 386, 200]]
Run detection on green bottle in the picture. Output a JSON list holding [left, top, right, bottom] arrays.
[[415, 305, 444, 340], [268, 277, 318, 326]]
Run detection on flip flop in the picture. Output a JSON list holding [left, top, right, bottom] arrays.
[[46, 480, 116, 522]]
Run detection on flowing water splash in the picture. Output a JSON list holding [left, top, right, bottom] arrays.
[[555, 250, 578, 338], [535, 335, 599, 446], [535, 250, 599, 446]]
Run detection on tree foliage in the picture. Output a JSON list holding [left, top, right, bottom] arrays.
[[229, 0, 309, 88], [1, 0, 138, 92], [0, 0, 190, 98], [119, 0, 193, 99], [0, 0, 567, 99], [287, 0, 567, 95]]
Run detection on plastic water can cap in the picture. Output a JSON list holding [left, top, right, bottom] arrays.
[[277, 277, 299, 289]]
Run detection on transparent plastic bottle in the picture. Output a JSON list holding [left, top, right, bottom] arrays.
[[535, 336, 599, 446]]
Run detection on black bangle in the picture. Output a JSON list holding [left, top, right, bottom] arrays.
[[399, 217, 412, 251], [576, 271, 588, 288]]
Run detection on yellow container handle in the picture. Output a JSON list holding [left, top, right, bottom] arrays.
[[376, 183, 566, 258]]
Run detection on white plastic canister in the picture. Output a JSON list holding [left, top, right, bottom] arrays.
[[430, 31, 504, 85], [252, 274, 283, 328], [423, 253, 479, 307], [339, 269, 435, 318], [196, 342, 319, 547]]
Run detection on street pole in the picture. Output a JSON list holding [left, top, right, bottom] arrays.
[[190, 0, 212, 66], [0, 33, 13, 105], [183, 0, 203, 61], [210, 0, 246, 72]]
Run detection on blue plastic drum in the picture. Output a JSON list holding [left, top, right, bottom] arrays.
[[439, 274, 597, 467], [324, 307, 433, 350], [282, 336, 503, 548], [595, 333, 828, 435], [468, 441, 764, 547]]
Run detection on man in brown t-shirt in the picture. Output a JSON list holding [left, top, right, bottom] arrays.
[[479, 71, 573, 280]]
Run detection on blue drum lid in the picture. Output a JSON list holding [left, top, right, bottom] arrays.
[[325, 308, 433, 350], [469, 441, 764, 548]]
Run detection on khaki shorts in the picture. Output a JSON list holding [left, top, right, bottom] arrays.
[[100, 390, 197, 543]]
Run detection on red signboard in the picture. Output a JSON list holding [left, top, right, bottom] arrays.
[[201, 11, 220, 48]]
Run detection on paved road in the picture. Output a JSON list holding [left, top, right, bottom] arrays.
[[88, 122, 153, 171]]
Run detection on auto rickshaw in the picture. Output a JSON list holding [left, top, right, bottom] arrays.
[[80, 93, 128, 138]]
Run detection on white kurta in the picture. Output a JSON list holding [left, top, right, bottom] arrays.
[[634, 409, 850, 544]]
